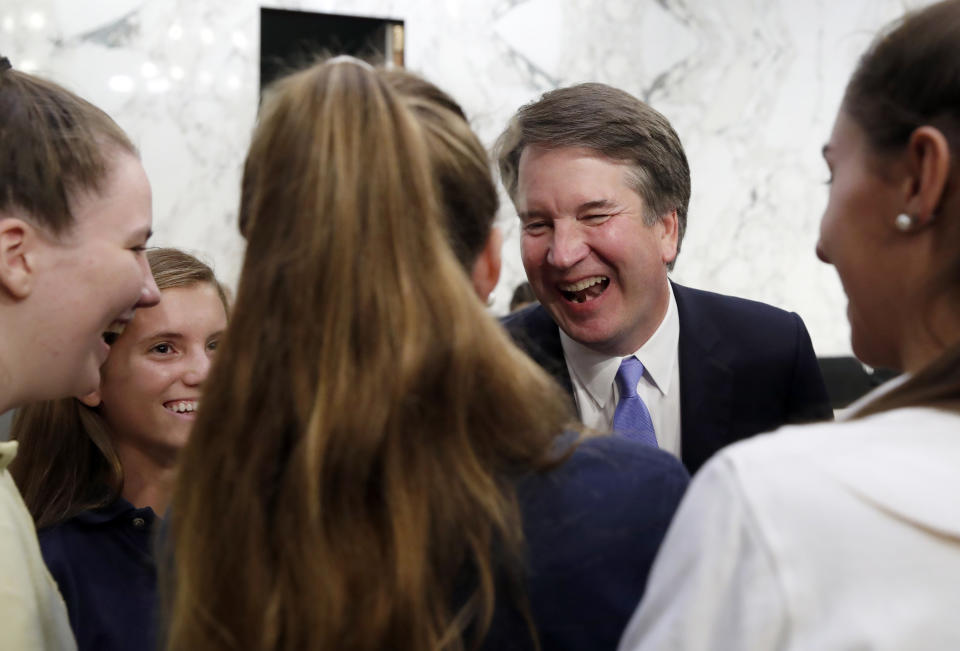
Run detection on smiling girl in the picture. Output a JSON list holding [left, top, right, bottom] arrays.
[[10, 248, 228, 651], [1, 58, 163, 651]]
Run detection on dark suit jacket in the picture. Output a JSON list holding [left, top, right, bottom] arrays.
[[476, 435, 690, 650], [501, 283, 832, 474]]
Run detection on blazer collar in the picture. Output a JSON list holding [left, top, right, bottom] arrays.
[[511, 303, 575, 399], [673, 282, 735, 472]]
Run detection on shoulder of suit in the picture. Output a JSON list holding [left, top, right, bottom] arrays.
[[501, 302, 546, 328], [500, 302, 557, 341], [517, 435, 689, 530], [673, 282, 799, 325], [561, 436, 690, 486]]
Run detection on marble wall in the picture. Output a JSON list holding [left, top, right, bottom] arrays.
[[0, 0, 936, 357]]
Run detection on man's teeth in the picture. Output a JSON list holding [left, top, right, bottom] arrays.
[[559, 276, 607, 292], [165, 401, 198, 413]]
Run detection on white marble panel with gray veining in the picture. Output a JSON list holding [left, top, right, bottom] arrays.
[[0, 0, 936, 357]]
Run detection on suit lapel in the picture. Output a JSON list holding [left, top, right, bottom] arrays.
[[674, 283, 735, 474], [532, 306, 576, 401], [507, 304, 576, 401]]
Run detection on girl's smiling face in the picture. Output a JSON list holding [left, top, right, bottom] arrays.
[[94, 282, 228, 461]]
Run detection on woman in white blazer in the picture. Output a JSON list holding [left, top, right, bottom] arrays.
[[619, 1, 960, 649]]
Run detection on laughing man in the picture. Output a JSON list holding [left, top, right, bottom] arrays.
[[498, 83, 831, 474]]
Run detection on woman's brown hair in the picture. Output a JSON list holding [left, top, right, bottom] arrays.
[[0, 57, 136, 234], [165, 61, 575, 651], [842, 0, 960, 418], [9, 248, 226, 529], [382, 69, 499, 269]]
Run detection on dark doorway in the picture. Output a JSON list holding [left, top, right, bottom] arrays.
[[260, 8, 404, 90]]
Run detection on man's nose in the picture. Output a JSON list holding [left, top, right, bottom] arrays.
[[546, 222, 589, 269]]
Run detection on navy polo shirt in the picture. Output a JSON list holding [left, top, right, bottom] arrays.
[[39, 498, 160, 651]]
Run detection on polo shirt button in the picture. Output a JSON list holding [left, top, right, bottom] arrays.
[[131, 517, 146, 529]]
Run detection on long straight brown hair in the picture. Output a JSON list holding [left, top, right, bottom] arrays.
[[164, 61, 575, 651], [841, 0, 960, 418], [9, 248, 226, 529]]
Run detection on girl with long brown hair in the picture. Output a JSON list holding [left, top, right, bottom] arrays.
[[620, 1, 960, 649], [11, 247, 227, 651], [165, 61, 688, 651], [0, 57, 161, 649]]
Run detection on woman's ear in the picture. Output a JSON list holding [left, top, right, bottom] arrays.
[[0, 216, 36, 300], [79, 390, 102, 408], [902, 125, 952, 224], [470, 227, 503, 303]]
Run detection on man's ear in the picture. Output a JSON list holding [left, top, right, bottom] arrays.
[[78, 390, 102, 408], [658, 209, 679, 265], [902, 125, 951, 224], [470, 227, 503, 303], [0, 216, 36, 300]]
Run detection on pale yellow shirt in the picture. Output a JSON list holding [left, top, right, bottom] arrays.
[[560, 282, 682, 457], [0, 440, 77, 650]]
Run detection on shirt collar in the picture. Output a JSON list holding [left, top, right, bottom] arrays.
[[0, 440, 17, 472], [560, 281, 680, 408], [74, 496, 157, 526]]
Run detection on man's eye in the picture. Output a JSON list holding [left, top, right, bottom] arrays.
[[582, 214, 610, 223], [150, 343, 172, 354], [523, 221, 549, 233]]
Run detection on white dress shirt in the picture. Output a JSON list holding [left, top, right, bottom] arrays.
[[560, 282, 682, 457], [618, 380, 960, 651]]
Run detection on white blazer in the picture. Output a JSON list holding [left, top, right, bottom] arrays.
[[618, 384, 960, 651]]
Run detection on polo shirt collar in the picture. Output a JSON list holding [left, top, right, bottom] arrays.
[[74, 496, 157, 526]]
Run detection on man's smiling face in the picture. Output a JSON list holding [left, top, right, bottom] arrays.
[[516, 145, 677, 356]]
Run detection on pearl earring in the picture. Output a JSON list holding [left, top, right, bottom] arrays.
[[895, 214, 914, 231]]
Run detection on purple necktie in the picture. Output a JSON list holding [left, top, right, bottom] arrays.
[[612, 357, 658, 447]]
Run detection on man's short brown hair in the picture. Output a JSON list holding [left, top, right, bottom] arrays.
[[496, 83, 690, 265]]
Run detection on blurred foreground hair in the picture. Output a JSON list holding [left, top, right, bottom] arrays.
[[165, 61, 575, 651]]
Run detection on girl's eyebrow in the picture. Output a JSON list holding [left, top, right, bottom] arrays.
[[137, 331, 183, 344]]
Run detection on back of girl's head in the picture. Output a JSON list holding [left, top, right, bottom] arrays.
[[0, 57, 136, 234], [234, 61, 466, 403], [9, 247, 223, 530], [239, 66, 498, 271], [169, 60, 573, 651], [382, 69, 499, 269]]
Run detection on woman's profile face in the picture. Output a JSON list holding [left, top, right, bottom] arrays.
[[96, 282, 227, 460], [29, 152, 162, 399], [816, 110, 910, 369]]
